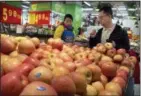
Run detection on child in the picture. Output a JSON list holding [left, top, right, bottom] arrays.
[[54, 14, 74, 43]]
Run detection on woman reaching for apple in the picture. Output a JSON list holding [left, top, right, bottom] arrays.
[[89, 4, 130, 50], [54, 14, 75, 43]]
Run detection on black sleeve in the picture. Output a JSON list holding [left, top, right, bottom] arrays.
[[121, 29, 130, 50], [89, 29, 101, 48]]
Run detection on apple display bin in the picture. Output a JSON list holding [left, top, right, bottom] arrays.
[[123, 72, 134, 96]]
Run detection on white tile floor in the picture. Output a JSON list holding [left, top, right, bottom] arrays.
[[134, 84, 140, 96]]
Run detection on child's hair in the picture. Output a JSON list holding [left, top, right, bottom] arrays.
[[64, 14, 73, 21]]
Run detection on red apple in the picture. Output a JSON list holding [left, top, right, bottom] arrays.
[[59, 52, 73, 62], [100, 74, 108, 86], [76, 66, 92, 84], [28, 66, 53, 84], [23, 57, 40, 67], [101, 61, 117, 77], [47, 38, 54, 45], [51, 75, 76, 95], [2, 57, 22, 73], [18, 39, 36, 55], [69, 72, 87, 95], [121, 58, 133, 69], [118, 66, 130, 74], [101, 55, 113, 62], [74, 60, 85, 68], [52, 38, 63, 51], [52, 49, 60, 54], [86, 84, 97, 96], [52, 66, 70, 77], [30, 51, 43, 60], [9, 51, 19, 57], [104, 42, 113, 50], [92, 81, 104, 94], [129, 56, 137, 64], [99, 90, 120, 96], [64, 62, 76, 72], [39, 59, 52, 69], [20, 81, 57, 96], [117, 48, 126, 55], [106, 48, 116, 57], [116, 70, 128, 81], [112, 77, 126, 89], [87, 64, 101, 81], [14, 63, 35, 76], [105, 82, 122, 95], [1, 36, 16, 54], [31, 37, 40, 48], [51, 57, 64, 66], [1, 72, 28, 96], [113, 54, 123, 62], [96, 44, 107, 53]]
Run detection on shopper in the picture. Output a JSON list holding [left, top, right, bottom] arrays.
[[54, 14, 74, 43], [89, 5, 130, 50]]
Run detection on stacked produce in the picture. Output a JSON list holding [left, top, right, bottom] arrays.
[[0, 34, 137, 96]]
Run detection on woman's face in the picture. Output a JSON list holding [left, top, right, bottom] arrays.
[[64, 18, 72, 26]]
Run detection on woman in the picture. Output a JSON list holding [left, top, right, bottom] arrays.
[[54, 14, 74, 43]]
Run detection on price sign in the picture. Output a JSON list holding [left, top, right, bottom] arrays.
[[28, 11, 51, 25], [0, 3, 22, 24]]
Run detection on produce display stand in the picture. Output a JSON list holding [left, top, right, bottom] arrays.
[[123, 71, 134, 96], [74, 40, 89, 47]]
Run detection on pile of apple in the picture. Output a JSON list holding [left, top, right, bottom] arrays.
[[0, 34, 137, 96]]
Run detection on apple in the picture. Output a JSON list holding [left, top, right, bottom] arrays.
[[106, 48, 116, 57], [52, 38, 63, 51], [50, 57, 64, 67], [112, 77, 126, 89], [104, 42, 113, 50], [1, 72, 28, 96], [1, 36, 16, 54], [100, 74, 108, 86], [31, 37, 40, 48], [69, 72, 87, 95], [51, 75, 76, 95], [116, 70, 128, 81], [88, 52, 102, 63], [23, 57, 40, 67], [2, 57, 22, 73], [9, 51, 19, 57], [64, 62, 76, 72], [129, 56, 137, 64], [52, 49, 60, 54], [121, 58, 133, 69], [47, 38, 54, 46], [74, 60, 85, 68], [86, 84, 97, 96], [1, 54, 9, 66], [113, 54, 123, 62], [14, 63, 35, 76], [39, 59, 52, 69], [76, 66, 92, 84], [28, 66, 53, 84], [17, 54, 28, 62], [92, 81, 104, 94], [98, 90, 120, 96], [105, 82, 122, 95], [59, 52, 73, 62], [96, 44, 107, 53], [117, 48, 126, 56], [101, 55, 113, 62], [30, 51, 43, 60], [52, 66, 70, 77], [118, 66, 130, 74], [20, 81, 57, 96], [18, 39, 36, 55], [87, 64, 101, 81], [101, 61, 117, 77]]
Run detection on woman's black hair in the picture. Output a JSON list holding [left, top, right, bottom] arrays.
[[64, 14, 73, 21], [99, 4, 113, 18]]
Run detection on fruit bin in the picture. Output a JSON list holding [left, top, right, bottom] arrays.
[[1, 34, 138, 96]]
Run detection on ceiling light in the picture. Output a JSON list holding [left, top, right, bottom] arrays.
[[84, 1, 91, 7], [82, 8, 93, 11], [22, 5, 29, 9]]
